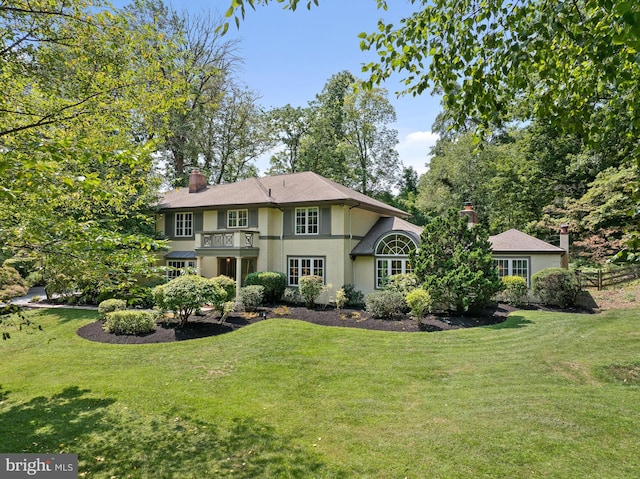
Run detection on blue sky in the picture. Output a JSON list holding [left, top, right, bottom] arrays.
[[118, 0, 443, 174]]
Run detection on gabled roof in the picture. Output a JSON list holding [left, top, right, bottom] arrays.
[[489, 229, 564, 253], [351, 216, 423, 256], [158, 171, 407, 217]]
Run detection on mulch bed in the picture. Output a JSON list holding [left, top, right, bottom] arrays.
[[76, 303, 524, 345]]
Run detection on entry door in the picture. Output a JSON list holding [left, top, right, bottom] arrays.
[[218, 257, 236, 279]]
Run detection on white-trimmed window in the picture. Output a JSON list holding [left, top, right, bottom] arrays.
[[175, 212, 193, 237], [227, 209, 248, 228], [295, 207, 319, 235], [288, 257, 325, 286], [375, 233, 416, 288], [494, 258, 530, 285], [167, 260, 196, 279]]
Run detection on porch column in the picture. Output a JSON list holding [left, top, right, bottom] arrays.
[[235, 256, 242, 298]]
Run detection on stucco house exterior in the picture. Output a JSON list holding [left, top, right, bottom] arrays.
[[156, 170, 422, 297], [489, 228, 568, 287], [156, 170, 568, 297]]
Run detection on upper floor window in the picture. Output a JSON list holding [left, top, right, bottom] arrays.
[[295, 207, 319, 235], [227, 209, 248, 228], [175, 212, 193, 237]]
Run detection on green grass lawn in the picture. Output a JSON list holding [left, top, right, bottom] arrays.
[[1, 307, 639, 478]]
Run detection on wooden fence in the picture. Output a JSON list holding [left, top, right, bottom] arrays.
[[577, 265, 640, 290]]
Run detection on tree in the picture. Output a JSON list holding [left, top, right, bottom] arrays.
[[341, 84, 401, 196], [410, 208, 501, 313], [265, 104, 310, 174], [0, 2, 182, 298]]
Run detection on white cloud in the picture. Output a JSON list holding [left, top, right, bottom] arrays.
[[396, 130, 439, 175]]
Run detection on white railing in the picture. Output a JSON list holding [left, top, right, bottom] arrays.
[[198, 231, 256, 249]]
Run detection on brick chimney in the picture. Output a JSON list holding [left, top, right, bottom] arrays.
[[460, 202, 478, 227], [559, 224, 569, 268], [188, 169, 207, 193]]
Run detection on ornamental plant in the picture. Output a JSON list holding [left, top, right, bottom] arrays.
[[532, 268, 580, 308], [298, 275, 324, 308], [405, 288, 433, 319], [153, 275, 226, 326], [499, 276, 529, 306], [244, 271, 286, 303], [410, 208, 502, 313], [103, 310, 156, 335]]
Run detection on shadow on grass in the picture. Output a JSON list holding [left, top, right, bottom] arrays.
[[486, 314, 533, 329], [0, 386, 345, 478]]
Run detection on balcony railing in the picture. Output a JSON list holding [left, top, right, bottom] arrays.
[[198, 230, 257, 249]]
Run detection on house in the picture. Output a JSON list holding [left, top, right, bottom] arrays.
[[156, 170, 568, 298], [156, 170, 422, 297], [489, 227, 568, 287]]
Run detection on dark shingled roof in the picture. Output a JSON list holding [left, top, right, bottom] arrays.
[[164, 251, 196, 259], [158, 171, 408, 218], [489, 229, 564, 253], [351, 217, 423, 256]]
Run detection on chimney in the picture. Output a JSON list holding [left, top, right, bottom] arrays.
[[559, 224, 569, 269], [460, 202, 478, 227], [188, 169, 207, 193]]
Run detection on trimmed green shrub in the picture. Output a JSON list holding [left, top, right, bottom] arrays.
[[298, 275, 324, 308], [210, 275, 236, 301], [405, 288, 432, 319], [103, 310, 156, 335], [244, 271, 286, 303], [341, 283, 365, 308], [237, 285, 264, 311], [532, 268, 581, 307], [0, 265, 28, 301], [365, 290, 407, 319], [500, 276, 529, 306], [283, 287, 302, 305], [384, 273, 419, 297], [153, 275, 226, 326], [98, 298, 127, 319]]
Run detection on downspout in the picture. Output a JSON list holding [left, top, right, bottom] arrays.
[[279, 207, 285, 274], [349, 203, 360, 285]]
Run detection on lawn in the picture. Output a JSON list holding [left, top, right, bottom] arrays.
[[1, 306, 639, 478]]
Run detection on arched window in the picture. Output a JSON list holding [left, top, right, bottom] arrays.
[[375, 233, 417, 288]]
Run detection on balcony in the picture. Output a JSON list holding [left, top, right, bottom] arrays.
[[196, 230, 258, 250]]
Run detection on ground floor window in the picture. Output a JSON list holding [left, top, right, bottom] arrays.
[[376, 258, 413, 289], [288, 257, 325, 286], [374, 233, 417, 288], [494, 258, 530, 285], [167, 260, 196, 278]]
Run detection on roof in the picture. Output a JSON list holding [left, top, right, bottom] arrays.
[[164, 251, 196, 259], [158, 171, 408, 217], [489, 229, 564, 253], [351, 216, 423, 256]]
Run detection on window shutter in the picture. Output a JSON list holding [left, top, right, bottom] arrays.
[[218, 210, 226, 229], [249, 209, 258, 228], [194, 212, 203, 233], [165, 213, 175, 238], [320, 207, 331, 235], [283, 209, 293, 235]]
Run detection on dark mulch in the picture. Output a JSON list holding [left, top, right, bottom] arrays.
[[76, 303, 525, 345]]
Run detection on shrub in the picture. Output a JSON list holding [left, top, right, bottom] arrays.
[[153, 275, 225, 326], [405, 288, 433, 319], [341, 283, 365, 308], [237, 285, 264, 311], [244, 271, 286, 303], [298, 275, 324, 308], [384, 273, 419, 296], [98, 298, 127, 319], [103, 310, 156, 335], [532, 268, 581, 307], [0, 265, 28, 301], [210, 275, 236, 302], [365, 290, 407, 319], [335, 288, 347, 313], [499, 276, 529, 306], [283, 287, 301, 305]]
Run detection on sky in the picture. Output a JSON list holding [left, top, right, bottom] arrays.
[[117, 0, 443, 175]]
